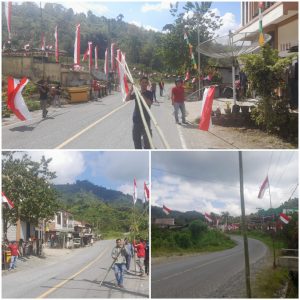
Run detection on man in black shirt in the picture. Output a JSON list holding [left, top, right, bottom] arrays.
[[125, 77, 153, 149], [38, 79, 49, 118]]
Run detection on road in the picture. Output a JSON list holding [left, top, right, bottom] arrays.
[[151, 236, 268, 298], [2, 240, 149, 298], [2, 86, 186, 149]]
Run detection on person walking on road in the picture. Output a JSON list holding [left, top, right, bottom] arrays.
[[151, 82, 158, 103], [124, 238, 134, 272], [111, 239, 127, 288], [171, 78, 187, 125], [159, 79, 164, 96], [38, 79, 49, 118], [8, 241, 20, 271], [133, 238, 146, 276], [125, 76, 153, 149]]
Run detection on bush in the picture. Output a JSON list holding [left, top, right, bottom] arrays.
[[189, 220, 208, 240]]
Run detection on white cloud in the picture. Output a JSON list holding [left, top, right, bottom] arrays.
[[129, 20, 160, 32], [141, 1, 173, 13], [23, 151, 86, 184]]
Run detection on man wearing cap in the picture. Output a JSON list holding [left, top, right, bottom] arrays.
[[171, 78, 187, 125]]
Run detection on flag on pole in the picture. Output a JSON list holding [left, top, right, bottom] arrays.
[[184, 71, 190, 81], [41, 32, 45, 50], [163, 205, 171, 215], [205, 213, 213, 223], [258, 2, 265, 46], [82, 46, 89, 62], [199, 86, 216, 131], [54, 26, 59, 63], [258, 176, 269, 198], [88, 42, 93, 71], [95, 46, 98, 70], [7, 76, 31, 121], [183, 30, 197, 70], [2, 192, 14, 209], [111, 43, 115, 71], [279, 213, 290, 224], [104, 48, 109, 75], [5, 2, 12, 40], [74, 24, 80, 66], [133, 178, 137, 204], [117, 51, 129, 101], [144, 182, 149, 202]]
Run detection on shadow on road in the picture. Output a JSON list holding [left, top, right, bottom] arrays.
[[101, 281, 148, 298]]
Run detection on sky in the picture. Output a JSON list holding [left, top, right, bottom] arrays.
[[17, 151, 149, 199], [152, 151, 299, 216], [27, 1, 241, 34]]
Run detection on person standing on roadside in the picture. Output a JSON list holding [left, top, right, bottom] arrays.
[[125, 76, 153, 149], [171, 78, 187, 125], [38, 79, 49, 118], [8, 241, 20, 271], [124, 238, 134, 272], [133, 238, 146, 276], [159, 79, 164, 96]]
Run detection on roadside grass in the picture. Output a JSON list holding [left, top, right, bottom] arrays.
[[152, 229, 236, 257]]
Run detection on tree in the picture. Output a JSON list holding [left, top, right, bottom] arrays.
[[240, 44, 294, 133], [2, 152, 60, 237]]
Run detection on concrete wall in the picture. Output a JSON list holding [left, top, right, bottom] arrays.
[[278, 19, 298, 54]]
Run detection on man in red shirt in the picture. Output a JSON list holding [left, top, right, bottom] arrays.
[[133, 238, 146, 276], [8, 241, 20, 271], [171, 78, 187, 125]]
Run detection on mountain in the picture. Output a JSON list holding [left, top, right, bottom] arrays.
[[54, 180, 143, 208]]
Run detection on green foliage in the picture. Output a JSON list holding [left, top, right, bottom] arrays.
[[239, 45, 294, 133], [189, 220, 207, 239], [2, 152, 60, 234]]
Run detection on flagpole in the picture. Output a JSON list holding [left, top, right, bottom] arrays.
[[268, 176, 276, 268]]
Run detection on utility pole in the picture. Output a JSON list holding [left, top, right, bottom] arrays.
[[197, 13, 201, 100], [238, 151, 252, 298]]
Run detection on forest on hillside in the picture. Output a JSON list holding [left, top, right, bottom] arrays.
[[2, 2, 222, 74]]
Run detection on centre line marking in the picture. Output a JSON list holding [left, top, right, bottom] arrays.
[[37, 245, 111, 298], [55, 102, 129, 149]]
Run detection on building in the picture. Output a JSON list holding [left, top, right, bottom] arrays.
[[239, 2, 298, 56], [153, 218, 175, 228]]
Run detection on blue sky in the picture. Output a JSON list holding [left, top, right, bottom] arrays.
[[25, 151, 149, 198], [34, 1, 241, 34]]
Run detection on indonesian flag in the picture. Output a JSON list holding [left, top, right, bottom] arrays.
[[82, 46, 89, 62], [144, 182, 149, 202], [88, 42, 93, 71], [5, 2, 12, 40], [95, 46, 98, 70], [111, 43, 115, 71], [133, 178, 137, 204], [7, 76, 31, 121], [205, 213, 213, 223], [104, 48, 109, 75], [74, 24, 80, 66], [279, 213, 290, 224], [118, 51, 129, 102], [2, 192, 14, 209], [41, 32, 45, 51], [184, 71, 190, 81], [163, 205, 171, 215], [54, 26, 59, 63], [199, 86, 216, 131], [258, 176, 269, 199]]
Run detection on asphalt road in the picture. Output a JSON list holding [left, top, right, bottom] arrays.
[[2, 240, 149, 298], [2, 87, 186, 149], [151, 236, 268, 298]]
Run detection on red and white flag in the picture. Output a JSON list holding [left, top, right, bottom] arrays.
[[111, 43, 115, 71], [54, 26, 59, 63], [95, 46, 98, 70], [133, 178, 137, 204], [184, 70, 190, 81], [117, 50, 129, 101], [104, 48, 109, 75], [205, 213, 213, 223], [163, 205, 171, 215], [88, 42, 93, 71], [41, 32, 46, 51], [2, 192, 14, 209], [199, 86, 216, 131], [7, 76, 31, 121], [5, 2, 12, 40], [258, 176, 269, 198], [144, 182, 149, 202], [82, 46, 89, 62], [74, 24, 80, 66], [279, 213, 290, 224]]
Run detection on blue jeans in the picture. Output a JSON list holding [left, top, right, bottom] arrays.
[[174, 102, 186, 123], [9, 256, 17, 269], [125, 254, 131, 270], [113, 263, 126, 285]]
